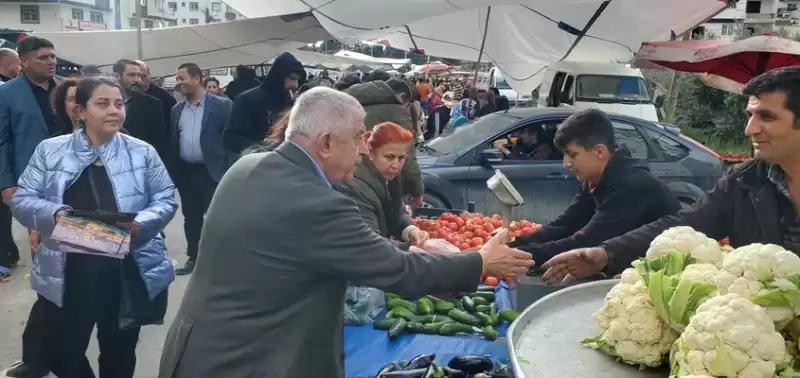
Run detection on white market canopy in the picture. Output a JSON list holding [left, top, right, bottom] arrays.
[[35, 12, 331, 77], [333, 50, 411, 67], [221, 0, 729, 95]]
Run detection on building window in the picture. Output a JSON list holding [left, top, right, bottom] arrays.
[[90, 11, 104, 23], [20, 5, 40, 24], [168, 1, 177, 11], [721, 23, 735, 36], [181, 18, 186, 23], [225, 12, 236, 21], [129, 18, 136, 27], [144, 19, 154, 28], [189, 18, 199, 24], [72, 8, 84, 20], [169, 19, 177, 26], [211, 2, 221, 11], [189, 2, 199, 11], [181, 2, 186, 7], [96, 0, 110, 9]]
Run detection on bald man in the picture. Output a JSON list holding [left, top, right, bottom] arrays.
[[135, 60, 177, 132], [0, 48, 21, 83]]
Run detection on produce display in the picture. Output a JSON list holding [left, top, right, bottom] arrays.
[[581, 226, 800, 378], [376, 288, 519, 342], [718, 152, 751, 162], [371, 353, 511, 378]]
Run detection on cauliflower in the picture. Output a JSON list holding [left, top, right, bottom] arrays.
[[582, 268, 679, 368], [670, 293, 790, 378], [646, 262, 719, 333], [647, 226, 726, 267]]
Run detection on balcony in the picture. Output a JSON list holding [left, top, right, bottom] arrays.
[[744, 12, 777, 22]]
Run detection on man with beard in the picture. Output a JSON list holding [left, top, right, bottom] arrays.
[[136, 60, 177, 132], [112, 59, 171, 171], [223, 52, 305, 157]]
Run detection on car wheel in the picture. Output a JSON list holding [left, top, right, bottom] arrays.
[[422, 192, 449, 209], [679, 198, 695, 209]]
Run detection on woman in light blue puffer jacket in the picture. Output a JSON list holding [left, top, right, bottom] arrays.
[[8, 77, 177, 378]]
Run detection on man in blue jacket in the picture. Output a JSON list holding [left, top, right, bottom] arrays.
[[0, 36, 60, 378]]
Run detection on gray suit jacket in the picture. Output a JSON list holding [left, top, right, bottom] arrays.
[[158, 142, 482, 378], [169, 93, 232, 182]]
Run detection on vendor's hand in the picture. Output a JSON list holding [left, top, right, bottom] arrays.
[[1, 186, 17, 204], [29, 230, 40, 252], [408, 227, 429, 247], [478, 229, 534, 280], [542, 247, 608, 285], [492, 139, 508, 149], [408, 246, 426, 253], [54, 209, 69, 222], [118, 221, 140, 237]]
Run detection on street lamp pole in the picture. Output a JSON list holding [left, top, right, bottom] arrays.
[[135, 0, 143, 59]]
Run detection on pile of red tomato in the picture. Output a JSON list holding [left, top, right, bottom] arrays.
[[718, 152, 750, 162]]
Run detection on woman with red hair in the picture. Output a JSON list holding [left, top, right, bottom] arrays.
[[337, 121, 429, 250]]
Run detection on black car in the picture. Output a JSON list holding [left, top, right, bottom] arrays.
[[417, 107, 724, 224]]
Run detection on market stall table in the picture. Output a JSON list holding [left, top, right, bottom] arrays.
[[344, 282, 515, 377]]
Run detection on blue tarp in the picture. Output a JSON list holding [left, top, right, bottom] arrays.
[[344, 282, 514, 377]]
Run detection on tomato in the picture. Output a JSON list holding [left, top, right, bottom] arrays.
[[519, 220, 531, 228], [465, 224, 476, 232], [474, 230, 489, 239], [448, 222, 459, 231], [453, 236, 464, 245], [481, 274, 488, 282], [429, 231, 438, 238], [460, 242, 471, 250], [470, 237, 483, 247], [455, 217, 465, 227], [521, 227, 533, 234], [462, 231, 474, 239], [483, 223, 495, 233], [492, 219, 503, 228], [509, 221, 519, 229], [492, 214, 502, 220], [473, 218, 484, 226], [484, 276, 499, 287], [514, 230, 523, 237]]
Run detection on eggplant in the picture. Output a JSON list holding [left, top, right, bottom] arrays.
[[403, 353, 436, 370], [441, 367, 467, 378], [446, 356, 494, 374], [374, 362, 400, 377], [379, 367, 431, 378]]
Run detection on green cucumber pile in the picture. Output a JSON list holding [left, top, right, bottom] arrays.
[[374, 287, 519, 341]]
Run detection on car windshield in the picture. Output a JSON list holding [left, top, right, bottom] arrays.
[[575, 75, 652, 103], [495, 73, 512, 90], [426, 113, 520, 154]]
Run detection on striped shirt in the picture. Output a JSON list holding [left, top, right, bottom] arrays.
[[767, 164, 800, 253]]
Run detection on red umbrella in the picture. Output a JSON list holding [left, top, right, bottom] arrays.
[[635, 34, 800, 93]]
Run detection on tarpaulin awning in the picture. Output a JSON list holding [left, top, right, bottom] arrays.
[[33, 12, 331, 77], [219, 0, 729, 95]]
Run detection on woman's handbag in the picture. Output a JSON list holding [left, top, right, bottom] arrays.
[[118, 257, 168, 330]]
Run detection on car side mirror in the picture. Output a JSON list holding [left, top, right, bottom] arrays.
[[654, 94, 665, 108], [481, 148, 504, 165]]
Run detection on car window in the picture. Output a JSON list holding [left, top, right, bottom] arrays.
[[426, 113, 519, 154], [489, 121, 563, 161], [611, 121, 650, 160], [640, 127, 689, 161]]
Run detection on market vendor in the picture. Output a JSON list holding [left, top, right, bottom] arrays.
[[541, 67, 800, 284], [158, 87, 534, 378], [509, 109, 681, 266]]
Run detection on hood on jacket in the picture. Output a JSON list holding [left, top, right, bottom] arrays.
[[261, 52, 306, 102], [596, 146, 649, 188], [345, 81, 400, 108]]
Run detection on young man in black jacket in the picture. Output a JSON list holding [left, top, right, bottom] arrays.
[[509, 109, 681, 266]]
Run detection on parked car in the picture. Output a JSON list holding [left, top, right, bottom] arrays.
[[417, 107, 724, 224]]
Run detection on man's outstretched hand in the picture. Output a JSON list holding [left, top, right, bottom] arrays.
[[542, 247, 608, 285], [478, 229, 534, 280]]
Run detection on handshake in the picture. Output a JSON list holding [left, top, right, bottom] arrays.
[[475, 229, 534, 281]]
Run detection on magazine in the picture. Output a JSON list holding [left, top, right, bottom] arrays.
[[50, 215, 131, 259]]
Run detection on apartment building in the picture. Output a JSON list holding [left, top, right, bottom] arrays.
[[702, 0, 800, 39], [116, 0, 242, 29], [0, 0, 113, 32]]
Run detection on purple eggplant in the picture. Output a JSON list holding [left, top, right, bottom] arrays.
[[402, 353, 436, 370], [379, 366, 433, 378], [374, 362, 400, 377], [446, 356, 494, 374]]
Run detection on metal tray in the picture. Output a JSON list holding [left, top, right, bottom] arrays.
[[507, 279, 669, 378]]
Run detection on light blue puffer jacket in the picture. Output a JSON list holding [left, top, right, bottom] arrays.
[[9, 129, 178, 307]]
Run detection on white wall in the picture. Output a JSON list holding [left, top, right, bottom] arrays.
[[0, 2, 112, 32]]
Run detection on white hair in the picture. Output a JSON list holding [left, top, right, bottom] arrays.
[[286, 86, 365, 139]]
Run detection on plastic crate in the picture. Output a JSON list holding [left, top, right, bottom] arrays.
[[412, 202, 475, 219]]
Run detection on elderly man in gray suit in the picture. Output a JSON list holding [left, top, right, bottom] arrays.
[[158, 87, 533, 378]]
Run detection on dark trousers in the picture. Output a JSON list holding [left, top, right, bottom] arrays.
[[176, 161, 217, 259], [0, 202, 19, 267]]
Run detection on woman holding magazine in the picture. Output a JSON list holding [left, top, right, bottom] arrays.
[[8, 77, 177, 378]]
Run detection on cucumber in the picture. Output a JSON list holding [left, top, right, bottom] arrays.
[[387, 298, 417, 314], [373, 318, 399, 330], [460, 296, 475, 312], [499, 309, 520, 322], [471, 296, 489, 306], [477, 286, 496, 292], [406, 322, 425, 333], [448, 309, 480, 326], [475, 312, 493, 326], [391, 307, 419, 322], [384, 292, 403, 301], [388, 318, 408, 340], [482, 325, 498, 341], [475, 305, 491, 313], [422, 321, 450, 334], [416, 315, 454, 324], [438, 322, 475, 336], [417, 297, 434, 315], [472, 291, 496, 302], [385, 308, 396, 319], [434, 300, 456, 314]]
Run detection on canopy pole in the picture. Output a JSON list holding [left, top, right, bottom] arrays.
[[664, 32, 690, 123], [473, 6, 492, 86], [135, 0, 143, 60]]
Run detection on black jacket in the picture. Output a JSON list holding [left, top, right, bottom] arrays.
[[602, 159, 787, 275], [225, 77, 260, 102], [124, 91, 170, 169], [223, 53, 305, 155], [145, 84, 177, 131], [510, 149, 681, 264]]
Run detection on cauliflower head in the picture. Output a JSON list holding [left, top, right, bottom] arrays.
[[671, 293, 790, 378], [583, 268, 678, 368], [647, 226, 726, 267]]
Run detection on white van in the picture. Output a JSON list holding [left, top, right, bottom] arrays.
[[486, 67, 534, 107], [537, 62, 663, 122]]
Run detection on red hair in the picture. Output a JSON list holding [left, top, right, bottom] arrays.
[[368, 122, 413, 151]]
